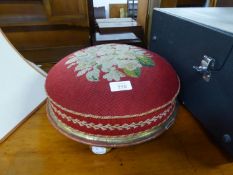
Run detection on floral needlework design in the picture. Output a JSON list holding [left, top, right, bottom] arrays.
[[65, 44, 155, 82]]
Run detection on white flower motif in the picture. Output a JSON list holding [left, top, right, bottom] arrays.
[[103, 67, 125, 81], [86, 67, 100, 81], [65, 44, 155, 82]]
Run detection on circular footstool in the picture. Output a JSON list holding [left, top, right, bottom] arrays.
[[45, 44, 180, 154]]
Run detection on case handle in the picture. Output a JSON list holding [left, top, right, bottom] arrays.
[[193, 55, 215, 82]]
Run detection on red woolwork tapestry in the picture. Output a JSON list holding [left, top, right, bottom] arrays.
[[46, 44, 180, 147]]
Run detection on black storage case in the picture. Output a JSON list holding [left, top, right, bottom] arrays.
[[149, 8, 233, 157]]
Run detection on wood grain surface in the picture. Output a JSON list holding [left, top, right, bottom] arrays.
[[0, 104, 232, 175]]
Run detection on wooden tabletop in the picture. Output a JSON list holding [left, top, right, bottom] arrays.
[[96, 17, 142, 34], [0, 104, 232, 175], [96, 18, 136, 23]]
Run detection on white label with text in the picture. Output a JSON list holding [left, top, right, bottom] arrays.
[[109, 81, 132, 92]]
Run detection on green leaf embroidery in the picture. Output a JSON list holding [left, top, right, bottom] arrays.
[[123, 67, 141, 78], [137, 56, 155, 67]]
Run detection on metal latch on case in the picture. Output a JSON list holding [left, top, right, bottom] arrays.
[[193, 55, 215, 82]]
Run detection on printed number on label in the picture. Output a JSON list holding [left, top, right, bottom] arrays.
[[109, 81, 132, 92]]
